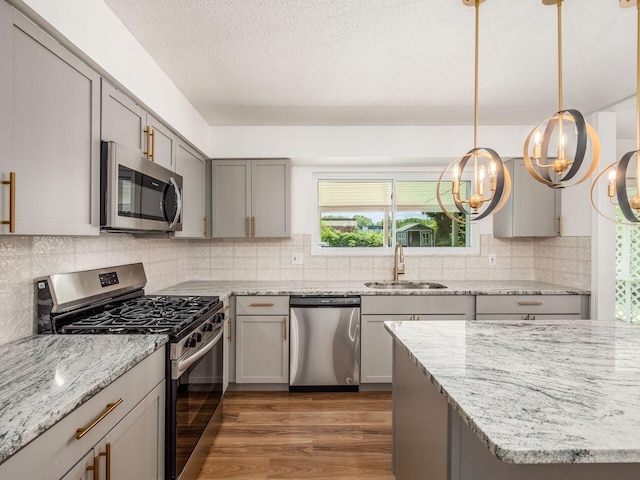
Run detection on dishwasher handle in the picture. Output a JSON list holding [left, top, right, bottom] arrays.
[[289, 296, 360, 307]]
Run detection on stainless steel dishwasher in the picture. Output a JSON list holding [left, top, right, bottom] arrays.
[[289, 296, 361, 391]]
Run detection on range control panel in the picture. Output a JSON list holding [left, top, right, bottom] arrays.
[[99, 271, 120, 288]]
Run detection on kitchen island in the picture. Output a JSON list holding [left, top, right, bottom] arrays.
[[385, 319, 640, 480]]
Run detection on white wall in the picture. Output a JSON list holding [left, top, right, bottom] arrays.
[[14, 0, 211, 155]]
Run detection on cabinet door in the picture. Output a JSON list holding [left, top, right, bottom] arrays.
[[174, 141, 205, 238], [1, 10, 100, 235], [235, 315, 289, 383], [101, 80, 146, 153], [210, 159, 251, 237], [147, 113, 176, 171], [251, 159, 291, 237], [361, 315, 393, 383], [493, 158, 560, 238], [98, 380, 165, 480], [59, 451, 96, 480]]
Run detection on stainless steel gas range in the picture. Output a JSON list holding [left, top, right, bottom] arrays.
[[36, 263, 224, 480]]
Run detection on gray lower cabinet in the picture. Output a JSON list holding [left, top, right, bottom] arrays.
[[235, 296, 289, 383], [210, 158, 291, 238], [0, 348, 165, 480], [493, 158, 560, 238], [101, 80, 177, 171], [475, 294, 589, 320], [174, 140, 206, 238], [0, 2, 100, 235], [360, 295, 475, 384]]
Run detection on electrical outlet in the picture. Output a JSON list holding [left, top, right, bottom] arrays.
[[292, 252, 304, 265], [488, 253, 497, 266]]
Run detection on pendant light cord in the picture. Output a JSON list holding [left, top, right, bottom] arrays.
[[636, 2, 640, 152], [557, 0, 564, 144], [473, 0, 480, 191]]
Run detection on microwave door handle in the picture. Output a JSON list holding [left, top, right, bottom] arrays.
[[168, 177, 182, 230]]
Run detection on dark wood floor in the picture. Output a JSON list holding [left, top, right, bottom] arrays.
[[196, 390, 395, 479]]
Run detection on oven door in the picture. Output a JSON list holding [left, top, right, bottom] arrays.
[[101, 141, 183, 232], [169, 327, 224, 480]]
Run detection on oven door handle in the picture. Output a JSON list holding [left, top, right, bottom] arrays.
[[174, 328, 223, 377]]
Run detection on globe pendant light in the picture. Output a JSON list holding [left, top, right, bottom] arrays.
[[590, 0, 640, 224], [436, 0, 511, 224], [524, 0, 600, 189]]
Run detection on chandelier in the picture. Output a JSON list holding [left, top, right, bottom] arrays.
[[523, 0, 600, 189], [436, 0, 511, 223], [590, 0, 640, 224]]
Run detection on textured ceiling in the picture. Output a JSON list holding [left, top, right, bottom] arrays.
[[103, 0, 636, 134]]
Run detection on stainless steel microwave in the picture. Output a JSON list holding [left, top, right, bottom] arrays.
[[100, 141, 183, 233]]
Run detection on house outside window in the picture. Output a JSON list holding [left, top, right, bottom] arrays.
[[314, 174, 477, 254]]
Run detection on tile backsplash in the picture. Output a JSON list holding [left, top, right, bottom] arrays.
[[0, 233, 591, 345]]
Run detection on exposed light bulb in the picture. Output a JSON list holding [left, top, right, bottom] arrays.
[[489, 160, 497, 178], [453, 164, 460, 182], [608, 169, 616, 185], [534, 130, 542, 146]]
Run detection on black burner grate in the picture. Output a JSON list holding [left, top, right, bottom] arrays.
[[60, 295, 220, 335]]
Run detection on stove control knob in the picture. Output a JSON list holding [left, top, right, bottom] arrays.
[[213, 313, 224, 323], [203, 323, 213, 332], [185, 337, 197, 348], [193, 332, 202, 343]]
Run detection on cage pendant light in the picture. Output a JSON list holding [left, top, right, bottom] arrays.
[[436, 0, 511, 224], [524, 0, 600, 189], [590, 0, 640, 225]]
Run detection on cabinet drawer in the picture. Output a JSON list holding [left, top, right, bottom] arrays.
[[476, 295, 583, 315], [361, 295, 472, 315], [476, 314, 583, 321], [236, 295, 289, 315]]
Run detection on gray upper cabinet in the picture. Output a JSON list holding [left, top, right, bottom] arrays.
[[493, 158, 560, 238], [210, 158, 291, 238], [101, 80, 177, 171], [174, 140, 206, 238], [0, 3, 100, 235]]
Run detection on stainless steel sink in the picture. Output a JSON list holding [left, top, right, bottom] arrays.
[[364, 281, 447, 290]]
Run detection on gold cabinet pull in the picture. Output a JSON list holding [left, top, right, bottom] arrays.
[[144, 126, 154, 160], [86, 455, 99, 480], [76, 398, 123, 439], [283, 317, 287, 341], [249, 302, 274, 307], [251, 216, 256, 237], [150, 127, 155, 161], [204, 216, 208, 236], [1, 172, 15, 233], [98, 443, 111, 480], [530, 315, 536, 320], [228, 319, 232, 341], [518, 301, 543, 306], [223, 305, 230, 312]]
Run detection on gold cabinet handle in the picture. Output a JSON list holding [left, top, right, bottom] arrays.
[[251, 216, 256, 237], [530, 315, 536, 320], [86, 455, 99, 480], [98, 443, 111, 480], [76, 398, 123, 439], [249, 302, 274, 307], [518, 301, 543, 306], [143, 126, 150, 159], [228, 319, 232, 341], [150, 127, 155, 161], [246, 216, 250, 237], [204, 216, 208, 236], [522, 315, 528, 320], [223, 305, 230, 313], [283, 317, 287, 341], [1, 172, 15, 233]]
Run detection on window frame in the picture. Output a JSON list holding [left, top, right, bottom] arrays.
[[312, 171, 480, 256]]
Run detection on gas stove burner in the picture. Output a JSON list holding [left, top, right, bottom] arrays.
[[57, 294, 221, 337]]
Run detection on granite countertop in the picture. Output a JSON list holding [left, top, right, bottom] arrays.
[[157, 280, 588, 300], [385, 319, 640, 464], [0, 334, 167, 465]]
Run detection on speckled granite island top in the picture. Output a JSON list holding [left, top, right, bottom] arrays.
[[0, 334, 167, 464], [157, 280, 588, 300], [385, 319, 640, 464]]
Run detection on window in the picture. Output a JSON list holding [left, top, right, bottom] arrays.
[[615, 219, 640, 323], [315, 175, 475, 253]]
